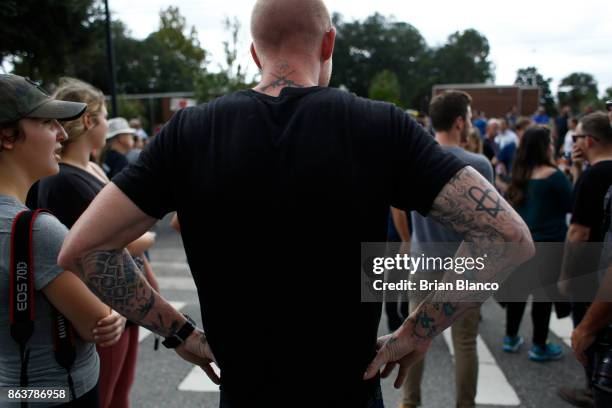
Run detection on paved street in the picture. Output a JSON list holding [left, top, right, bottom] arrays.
[[130, 216, 585, 408]]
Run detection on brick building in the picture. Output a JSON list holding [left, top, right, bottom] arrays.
[[432, 84, 540, 118]]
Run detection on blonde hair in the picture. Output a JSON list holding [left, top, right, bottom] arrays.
[[465, 128, 483, 154], [52, 77, 105, 148]]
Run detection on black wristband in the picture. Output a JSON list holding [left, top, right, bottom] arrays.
[[162, 314, 196, 349]]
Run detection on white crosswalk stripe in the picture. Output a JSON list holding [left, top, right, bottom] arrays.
[[135, 299, 221, 392], [548, 314, 573, 347], [178, 365, 221, 393], [144, 300, 543, 402], [442, 329, 521, 406], [157, 277, 197, 291]]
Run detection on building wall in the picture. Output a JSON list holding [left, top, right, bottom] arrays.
[[433, 85, 540, 118]]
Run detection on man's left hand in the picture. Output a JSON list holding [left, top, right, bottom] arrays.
[[363, 323, 431, 389]]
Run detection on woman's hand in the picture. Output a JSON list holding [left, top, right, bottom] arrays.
[[93, 310, 127, 347]]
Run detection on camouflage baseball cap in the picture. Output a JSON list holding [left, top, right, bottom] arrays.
[[0, 74, 87, 125]]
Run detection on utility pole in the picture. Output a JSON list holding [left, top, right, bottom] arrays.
[[104, 0, 118, 117]]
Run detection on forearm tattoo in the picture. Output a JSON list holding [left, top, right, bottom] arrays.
[[429, 166, 529, 266], [75, 249, 181, 337], [404, 166, 532, 340]]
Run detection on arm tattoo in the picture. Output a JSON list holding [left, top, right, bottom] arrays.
[[429, 166, 528, 254], [400, 166, 533, 341], [468, 186, 505, 218], [75, 249, 183, 337]]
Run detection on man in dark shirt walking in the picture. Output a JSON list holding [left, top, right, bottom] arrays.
[[558, 111, 612, 407], [58, 0, 533, 406]]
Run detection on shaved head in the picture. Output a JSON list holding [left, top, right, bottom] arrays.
[[251, 0, 332, 56]]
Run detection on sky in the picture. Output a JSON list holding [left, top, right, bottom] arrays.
[[111, 0, 612, 98]]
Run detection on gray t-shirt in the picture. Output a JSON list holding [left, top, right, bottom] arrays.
[[0, 195, 99, 406], [411, 146, 494, 258]]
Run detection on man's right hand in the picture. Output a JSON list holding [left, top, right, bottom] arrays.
[[176, 329, 220, 384], [572, 145, 585, 164]]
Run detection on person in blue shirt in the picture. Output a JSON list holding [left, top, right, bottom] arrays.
[[532, 105, 550, 125]]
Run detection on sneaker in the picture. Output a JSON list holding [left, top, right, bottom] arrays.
[[557, 387, 594, 408], [503, 335, 524, 352], [528, 343, 563, 362]]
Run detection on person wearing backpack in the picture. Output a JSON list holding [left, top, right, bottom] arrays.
[[0, 74, 125, 407]]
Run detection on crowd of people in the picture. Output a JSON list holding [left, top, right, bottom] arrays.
[[0, 0, 611, 407], [388, 97, 612, 408]]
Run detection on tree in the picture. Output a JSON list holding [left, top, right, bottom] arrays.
[[330, 13, 493, 111], [117, 97, 147, 127], [430, 29, 493, 85], [139, 6, 206, 92], [1, 0, 106, 85], [604, 87, 612, 103], [418, 29, 494, 112], [515, 67, 556, 116], [557, 72, 599, 114], [330, 13, 429, 108], [368, 70, 402, 106], [195, 17, 256, 102]]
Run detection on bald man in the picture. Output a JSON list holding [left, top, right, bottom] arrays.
[[58, 0, 533, 406]]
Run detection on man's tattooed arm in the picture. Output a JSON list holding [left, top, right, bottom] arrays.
[[74, 249, 185, 337], [400, 166, 534, 343]]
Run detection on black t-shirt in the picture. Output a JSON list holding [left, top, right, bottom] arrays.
[[571, 160, 612, 242], [114, 87, 466, 406], [36, 163, 105, 228], [103, 150, 129, 179]]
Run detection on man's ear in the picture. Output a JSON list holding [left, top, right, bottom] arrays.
[[250, 43, 262, 70], [454, 116, 465, 132], [321, 27, 336, 61], [587, 135, 595, 149]]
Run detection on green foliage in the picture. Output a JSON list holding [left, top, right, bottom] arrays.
[[515, 67, 556, 116], [195, 17, 256, 102], [117, 97, 146, 127], [2, 3, 206, 95], [143, 6, 206, 92], [368, 70, 402, 107], [331, 13, 429, 109], [1, 0, 105, 85], [557, 72, 600, 114], [330, 13, 494, 111], [430, 29, 493, 85]]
